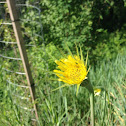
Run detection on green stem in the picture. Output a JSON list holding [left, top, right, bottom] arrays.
[[90, 91, 95, 126], [82, 81, 95, 126]]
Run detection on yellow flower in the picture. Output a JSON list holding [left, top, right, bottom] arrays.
[[53, 44, 89, 96], [94, 89, 101, 96]]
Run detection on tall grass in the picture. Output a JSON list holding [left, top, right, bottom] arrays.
[[0, 52, 126, 125], [36, 52, 126, 125], [89, 54, 126, 126]]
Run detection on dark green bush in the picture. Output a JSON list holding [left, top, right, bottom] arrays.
[[38, 0, 126, 63]]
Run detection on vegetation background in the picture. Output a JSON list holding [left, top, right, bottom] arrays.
[[0, 0, 126, 125]]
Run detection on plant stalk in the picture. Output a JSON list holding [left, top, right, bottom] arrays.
[[82, 80, 95, 126], [90, 90, 95, 126]]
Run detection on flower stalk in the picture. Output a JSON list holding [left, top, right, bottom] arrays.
[[82, 80, 95, 126]]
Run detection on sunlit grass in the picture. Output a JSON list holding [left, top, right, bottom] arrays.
[[0, 52, 126, 125], [37, 53, 126, 125]]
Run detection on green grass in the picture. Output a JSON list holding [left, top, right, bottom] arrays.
[[37, 53, 126, 126], [0, 51, 126, 126]]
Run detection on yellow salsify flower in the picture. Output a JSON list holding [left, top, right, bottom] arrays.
[[53, 44, 90, 96], [94, 89, 101, 96]]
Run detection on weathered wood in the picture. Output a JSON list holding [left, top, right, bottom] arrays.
[[6, 0, 38, 121]]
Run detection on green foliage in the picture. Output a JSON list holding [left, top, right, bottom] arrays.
[[40, 0, 93, 46], [92, 27, 126, 63], [0, 0, 126, 125], [27, 0, 126, 63], [2, 0, 126, 62], [1, 43, 126, 125]]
